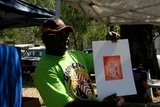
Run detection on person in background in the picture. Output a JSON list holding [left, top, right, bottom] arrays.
[[34, 17, 124, 107], [124, 62, 152, 103]]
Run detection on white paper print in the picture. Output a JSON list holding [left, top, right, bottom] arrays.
[[92, 39, 137, 101]]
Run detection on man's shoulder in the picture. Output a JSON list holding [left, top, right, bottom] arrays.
[[67, 50, 88, 55], [133, 68, 145, 75], [67, 50, 93, 58], [133, 67, 147, 75], [133, 67, 142, 71]]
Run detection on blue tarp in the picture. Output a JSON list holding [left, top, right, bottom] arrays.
[[0, 44, 22, 107]]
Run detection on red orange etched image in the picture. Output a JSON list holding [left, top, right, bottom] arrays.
[[103, 55, 123, 81]]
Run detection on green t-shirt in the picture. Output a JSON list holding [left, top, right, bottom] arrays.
[[34, 51, 96, 107]]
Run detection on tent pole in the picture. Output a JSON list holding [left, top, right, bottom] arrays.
[[56, 0, 61, 18]]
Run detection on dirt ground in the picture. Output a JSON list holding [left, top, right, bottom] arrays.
[[22, 82, 45, 106], [22, 81, 160, 107], [22, 81, 97, 106]]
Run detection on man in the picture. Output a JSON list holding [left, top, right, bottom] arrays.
[[124, 62, 152, 103], [34, 17, 124, 107], [133, 62, 148, 95]]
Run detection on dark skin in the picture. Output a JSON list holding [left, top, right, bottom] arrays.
[[43, 30, 70, 56]]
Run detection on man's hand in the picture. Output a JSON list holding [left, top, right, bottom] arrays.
[[100, 93, 124, 107], [106, 31, 121, 42], [117, 96, 124, 106]]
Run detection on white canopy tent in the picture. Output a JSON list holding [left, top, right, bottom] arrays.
[[63, 0, 160, 26]]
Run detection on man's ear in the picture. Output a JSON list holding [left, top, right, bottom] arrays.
[[42, 34, 47, 44], [43, 38, 48, 45]]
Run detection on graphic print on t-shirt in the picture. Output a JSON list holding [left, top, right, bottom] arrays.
[[64, 63, 94, 100]]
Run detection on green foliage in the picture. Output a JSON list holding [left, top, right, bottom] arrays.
[[83, 21, 106, 49], [60, 2, 90, 50], [25, 0, 56, 9], [0, 0, 118, 50], [60, 1, 108, 50], [17, 26, 41, 44], [0, 28, 20, 44]]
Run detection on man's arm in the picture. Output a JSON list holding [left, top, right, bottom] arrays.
[[34, 68, 73, 107], [143, 81, 148, 88], [141, 70, 148, 88]]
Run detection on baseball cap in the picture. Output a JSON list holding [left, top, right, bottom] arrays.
[[42, 18, 74, 33]]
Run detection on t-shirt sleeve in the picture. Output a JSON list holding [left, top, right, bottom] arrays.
[[69, 51, 94, 74], [85, 53, 94, 74], [34, 65, 73, 107], [78, 52, 94, 74]]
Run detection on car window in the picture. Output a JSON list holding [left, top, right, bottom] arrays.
[[83, 49, 93, 54], [27, 50, 45, 57]]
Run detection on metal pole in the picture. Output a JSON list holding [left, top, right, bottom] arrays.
[[56, 0, 61, 18]]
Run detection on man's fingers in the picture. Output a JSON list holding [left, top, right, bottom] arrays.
[[116, 97, 124, 106]]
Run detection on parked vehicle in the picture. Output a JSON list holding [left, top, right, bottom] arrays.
[[83, 49, 93, 54], [15, 44, 34, 57], [15, 44, 45, 82], [21, 46, 46, 73]]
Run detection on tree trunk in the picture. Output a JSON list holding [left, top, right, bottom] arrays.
[[120, 25, 160, 79]]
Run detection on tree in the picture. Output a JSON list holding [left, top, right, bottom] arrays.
[[0, 28, 20, 44], [60, 2, 92, 50], [0, 0, 114, 50], [83, 21, 106, 49], [120, 25, 160, 79], [60, 1, 110, 50], [17, 27, 42, 44], [25, 0, 56, 9]]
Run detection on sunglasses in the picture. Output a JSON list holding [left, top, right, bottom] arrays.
[[46, 31, 69, 40]]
